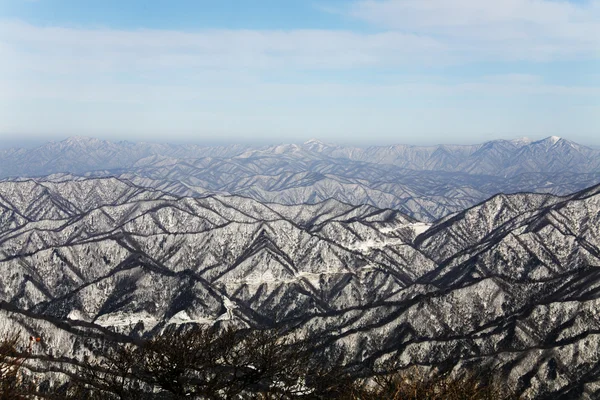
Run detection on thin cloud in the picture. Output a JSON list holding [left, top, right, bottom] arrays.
[[0, 3, 597, 142], [0, 20, 444, 73], [346, 0, 600, 61]]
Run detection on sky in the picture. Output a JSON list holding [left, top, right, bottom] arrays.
[[0, 0, 599, 146]]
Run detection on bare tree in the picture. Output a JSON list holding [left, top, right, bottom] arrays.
[[5, 326, 514, 400], [0, 332, 37, 399]]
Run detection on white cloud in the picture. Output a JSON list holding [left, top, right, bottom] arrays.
[[1, 0, 597, 80], [1, 68, 597, 108], [0, 4, 597, 142], [0, 20, 444, 74], [347, 0, 600, 61]]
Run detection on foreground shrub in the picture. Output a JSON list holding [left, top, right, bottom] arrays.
[[65, 326, 351, 399], [0, 332, 36, 399], [2, 326, 513, 399], [348, 366, 513, 400]]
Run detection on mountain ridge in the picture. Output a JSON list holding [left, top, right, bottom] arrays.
[[2, 177, 600, 397], [2, 135, 599, 178], [3, 136, 600, 223]]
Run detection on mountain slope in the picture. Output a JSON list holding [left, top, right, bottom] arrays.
[[1, 136, 600, 222], [2, 178, 600, 397]]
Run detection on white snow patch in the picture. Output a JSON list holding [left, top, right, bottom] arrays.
[[96, 312, 157, 328], [511, 137, 532, 145], [349, 239, 404, 252], [295, 272, 323, 285], [168, 310, 214, 325], [67, 310, 85, 321], [244, 270, 275, 284], [380, 222, 431, 236], [410, 222, 432, 236], [216, 297, 238, 321]]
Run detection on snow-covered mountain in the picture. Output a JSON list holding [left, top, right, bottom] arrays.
[[0, 136, 251, 177], [2, 177, 600, 397], [2, 136, 598, 178], [1, 136, 599, 222]]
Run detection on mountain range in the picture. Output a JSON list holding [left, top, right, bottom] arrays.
[[1, 175, 600, 398], [2, 136, 600, 221]]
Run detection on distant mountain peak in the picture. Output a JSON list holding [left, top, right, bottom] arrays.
[[510, 137, 533, 146], [302, 138, 334, 153], [57, 136, 108, 150], [548, 135, 562, 144], [303, 138, 325, 145], [529, 135, 565, 148], [63, 136, 102, 144]]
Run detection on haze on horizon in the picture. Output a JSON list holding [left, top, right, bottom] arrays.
[[0, 0, 599, 146]]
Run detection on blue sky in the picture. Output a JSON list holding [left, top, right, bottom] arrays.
[[0, 0, 598, 145]]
